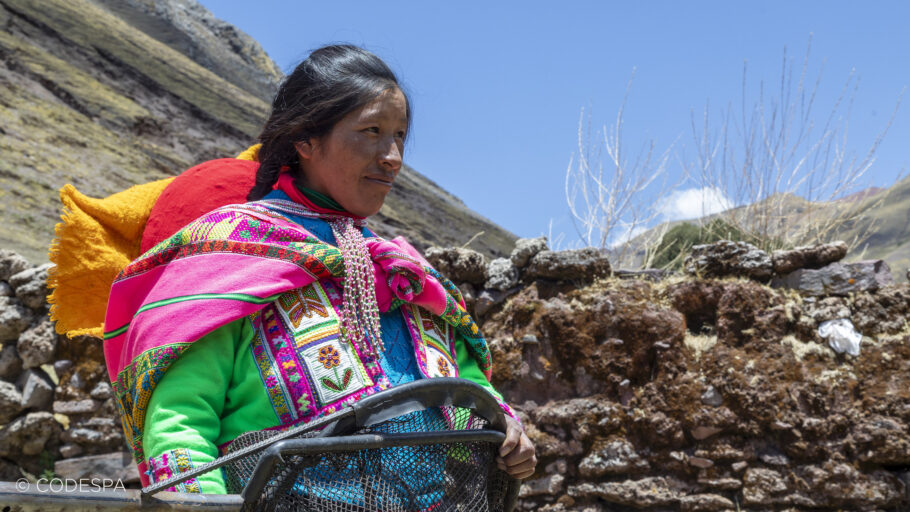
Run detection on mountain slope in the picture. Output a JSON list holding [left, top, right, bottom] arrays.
[[835, 176, 910, 273], [616, 181, 908, 278], [0, 0, 515, 263]]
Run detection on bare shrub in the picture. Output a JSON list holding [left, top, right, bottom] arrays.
[[564, 72, 680, 262], [564, 39, 902, 269], [685, 38, 903, 252]]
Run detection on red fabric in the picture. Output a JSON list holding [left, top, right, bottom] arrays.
[[140, 159, 259, 253]]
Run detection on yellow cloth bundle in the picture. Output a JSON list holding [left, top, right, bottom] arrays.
[[48, 145, 261, 338], [48, 179, 174, 338]]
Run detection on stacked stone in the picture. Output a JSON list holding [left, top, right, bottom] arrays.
[[425, 237, 613, 317], [683, 240, 895, 296], [478, 269, 910, 511], [0, 250, 60, 479], [0, 250, 135, 484]]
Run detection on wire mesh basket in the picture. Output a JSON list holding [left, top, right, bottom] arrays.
[[143, 378, 520, 512]]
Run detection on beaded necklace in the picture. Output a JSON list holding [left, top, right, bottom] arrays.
[[330, 217, 385, 357], [274, 172, 385, 357]]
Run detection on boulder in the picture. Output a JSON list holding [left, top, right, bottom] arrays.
[[684, 240, 773, 281], [0, 249, 30, 281], [69, 370, 86, 390], [679, 494, 735, 512], [578, 436, 649, 477], [742, 468, 788, 506], [851, 288, 910, 335], [0, 296, 33, 343], [89, 381, 113, 400], [55, 451, 139, 484], [771, 260, 894, 296], [853, 415, 910, 465], [0, 380, 23, 423], [700, 386, 723, 407], [803, 296, 851, 323], [484, 257, 519, 291], [20, 368, 54, 410], [60, 427, 123, 449], [518, 473, 565, 498], [772, 241, 848, 275], [54, 399, 101, 415], [53, 359, 74, 376], [808, 464, 905, 509], [525, 248, 611, 281], [0, 282, 12, 297], [613, 269, 675, 281], [424, 247, 487, 285], [0, 411, 60, 456], [753, 464, 908, 509], [0, 343, 22, 381], [59, 443, 84, 459], [9, 263, 53, 310], [569, 477, 684, 507], [510, 236, 548, 268], [17, 320, 57, 368], [61, 417, 124, 452]]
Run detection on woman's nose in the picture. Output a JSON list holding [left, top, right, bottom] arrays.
[[379, 137, 402, 172]]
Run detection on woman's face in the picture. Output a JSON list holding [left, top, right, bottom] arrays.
[[295, 88, 408, 217]]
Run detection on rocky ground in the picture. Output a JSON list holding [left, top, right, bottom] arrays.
[[0, 239, 908, 510]]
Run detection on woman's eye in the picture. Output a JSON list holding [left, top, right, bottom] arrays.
[[364, 126, 380, 134], [395, 130, 406, 139]]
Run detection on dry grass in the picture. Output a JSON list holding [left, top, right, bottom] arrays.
[[684, 333, 717, 360], [780, 334, 835, 361]]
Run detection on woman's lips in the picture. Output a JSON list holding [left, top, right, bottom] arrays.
[[364, 176, 394, 187]]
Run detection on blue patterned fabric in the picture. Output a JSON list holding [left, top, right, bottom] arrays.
[[262, 190, 421, 386], [261, 191, 441, 507]]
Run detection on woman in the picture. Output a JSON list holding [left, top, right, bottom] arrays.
[[102, 45, 536, 494]]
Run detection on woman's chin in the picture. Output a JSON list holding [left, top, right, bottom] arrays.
[[348, 201, 385, 218]]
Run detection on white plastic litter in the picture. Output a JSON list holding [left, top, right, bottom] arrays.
[[817, 318, 863, 356]]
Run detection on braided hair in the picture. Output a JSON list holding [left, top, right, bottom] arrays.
[[248, 45, 411, 201]]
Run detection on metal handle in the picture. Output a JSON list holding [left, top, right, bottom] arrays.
[[319, 377, 509, 438], [240, 378, 518, 510]]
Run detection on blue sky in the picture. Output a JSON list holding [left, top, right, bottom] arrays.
[[200, 1, 910, 248]]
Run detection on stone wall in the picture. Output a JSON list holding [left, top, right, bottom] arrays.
[[0, 250, 134, 484], [467, 240, 910, 511], [2, 240, 909, 510]]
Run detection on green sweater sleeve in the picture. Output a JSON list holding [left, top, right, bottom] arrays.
[[143, 319, 248, 493], [454, 333, 521, 425]]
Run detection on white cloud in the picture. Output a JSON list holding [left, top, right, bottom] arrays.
[[658, 187, 733, 221], [608, 222, 648, 248]]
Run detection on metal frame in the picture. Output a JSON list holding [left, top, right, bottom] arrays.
[[11, 379, 522, 511]]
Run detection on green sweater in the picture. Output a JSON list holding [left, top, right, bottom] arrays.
[[143, 316, 505, 493]]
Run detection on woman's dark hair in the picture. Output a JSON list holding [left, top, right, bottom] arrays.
[[247, 44, 411, 201]]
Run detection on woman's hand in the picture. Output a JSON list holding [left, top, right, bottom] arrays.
[[496, 415, 537, 479]]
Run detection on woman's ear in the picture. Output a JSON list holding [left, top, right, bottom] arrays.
[[294, 139, 315, 160]]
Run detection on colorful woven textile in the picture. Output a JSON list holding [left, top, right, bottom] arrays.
[[104, 200, 492, 466], [49, 179, 174, 338], [49, 147, 261, 339]]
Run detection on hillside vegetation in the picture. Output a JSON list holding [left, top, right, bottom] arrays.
[[0, 0, 515, 263]]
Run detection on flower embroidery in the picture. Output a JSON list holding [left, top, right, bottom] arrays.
[[437, 357, 451, 377], [318, 345, 340, 369]]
